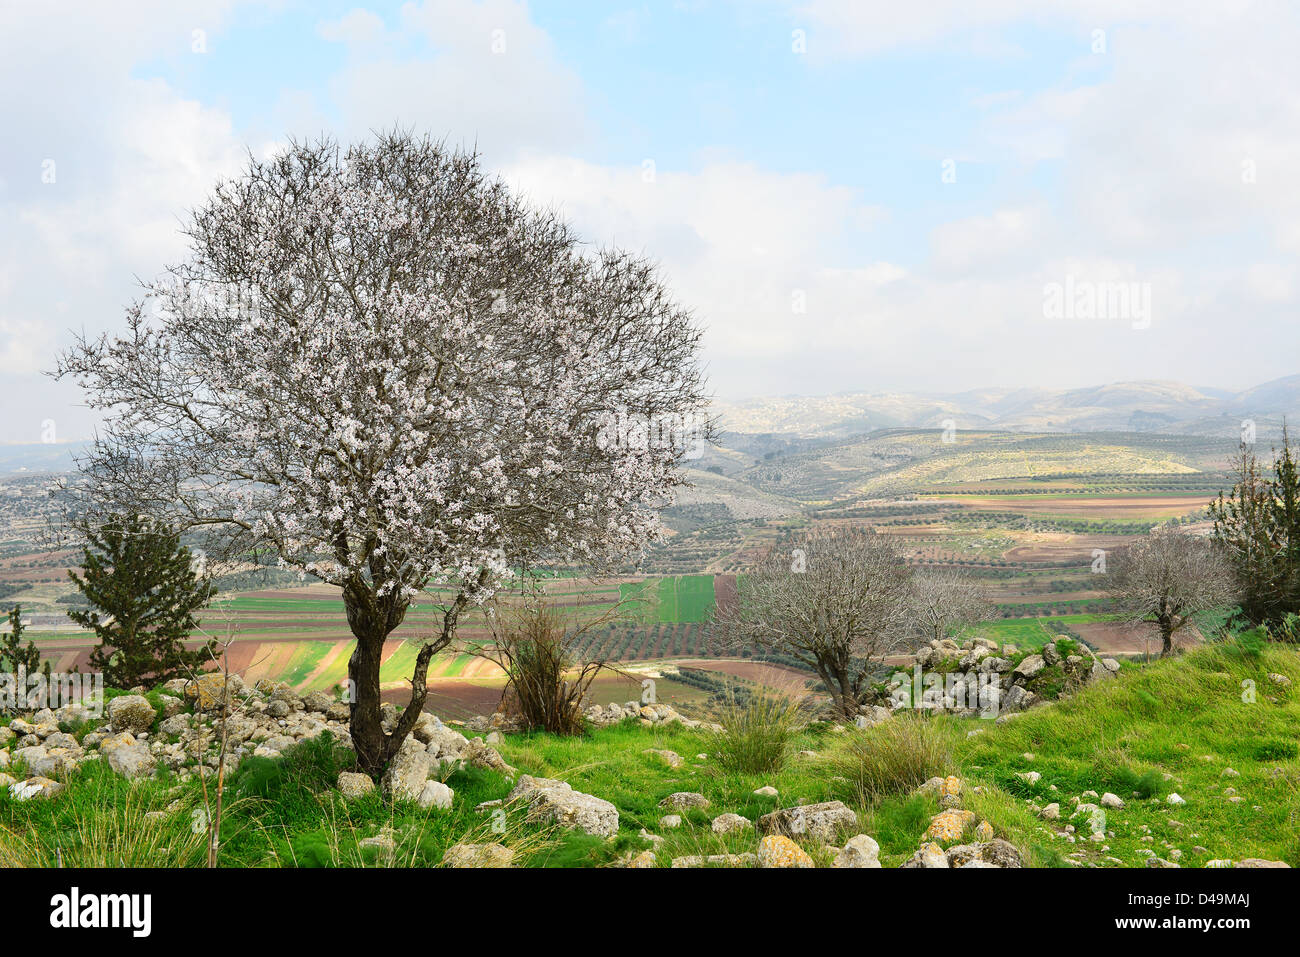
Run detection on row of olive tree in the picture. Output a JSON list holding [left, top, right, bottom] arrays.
[[54, 132, 711, 779]]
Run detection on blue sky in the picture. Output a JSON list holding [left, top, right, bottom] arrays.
[[3, 1, 1299, 443], [137, 2, 1093, 267]]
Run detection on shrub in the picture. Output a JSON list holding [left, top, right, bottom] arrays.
[[1234, 626, 1268, 659], [475, 601, 620, 736], [831, 713, 954, 804], [1272, 613, 1300, 644], [712, 689, 806, 775]]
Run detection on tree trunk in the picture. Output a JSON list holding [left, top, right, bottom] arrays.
[[1158, 616, 1175, 658], [817, 656, 858, 719], [347, 632, 390, 778], [343, 571, 485, 780], [342, 576, 410, 780]]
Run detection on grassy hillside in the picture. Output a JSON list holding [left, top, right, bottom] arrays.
[[3, 640, 1294, 867]]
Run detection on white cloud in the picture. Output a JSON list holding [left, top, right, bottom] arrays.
[[0, 1, 253, 442], [930, 207, 1044, 275], [314, 0, 590, 163]]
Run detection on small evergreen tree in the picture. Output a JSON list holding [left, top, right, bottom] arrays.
[[68, 515, 217, 688], [1210, 429, 1300, 628], [0, 604, 45, 675], [0, 605, 48, 714]]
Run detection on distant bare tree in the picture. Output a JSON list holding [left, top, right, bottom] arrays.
[[1106, 526, 1237, 657], [908, 568, 993, 644], [714, 530, 911, 718]]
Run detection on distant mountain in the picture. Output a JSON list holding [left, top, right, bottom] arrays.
[[713, 376, 1300, 439], [0, 442, 86, 475]]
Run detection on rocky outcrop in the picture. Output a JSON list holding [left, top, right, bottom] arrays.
[[106, 695, 156, 734], [507, 775, 619, 837], [906, 635, 1121, 716], [757, 800, 857, 843]]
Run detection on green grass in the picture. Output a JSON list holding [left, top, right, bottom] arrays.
[[3, 641, 1296, 867]]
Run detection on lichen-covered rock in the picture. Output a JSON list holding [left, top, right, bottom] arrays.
[[338, 771, 375, 800], [710, 812, 752, 835], [833, 834, 881, 868], [101, 732, 156, 780], [659, 791, 710, 811], [14, 745, 70, 779], [1013, 654, 1045, 680], [1002, 685, 1037, 712], [263, 734, 296, 753], [901, 841, 949, 868], [758, 835, 814, 868], [643, 749, 684, 769], [107, 695, 156, 734], [461, 737, 516, 774], [945, 838, 1022, 868], [9, 776, 64, 801], [418, 780, 454, 810], [358, 830, 396, 854], [424, 725, 469, 759], [383, 736, 433, 802], [303, 691, 336, 714], [507, 775, 618, 837], [915, 776, 944, 796], [184, 674, 234, 711], [923, 809, 977, 843], [758, 800, 857, 843], [158, 714, 191, 737], [626, 850, 657, 868], [442, 842, 515, 868], [670, 853, 755, 868]]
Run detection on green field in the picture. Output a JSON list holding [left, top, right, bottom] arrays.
[[618, 575, 716, 624], [963, 614, 1124, 649]]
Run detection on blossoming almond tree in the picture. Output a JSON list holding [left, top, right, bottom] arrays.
[[55, 133, 710, 778]]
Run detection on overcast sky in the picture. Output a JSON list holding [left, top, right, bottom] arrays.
[[3, 1, 1298, 443]]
